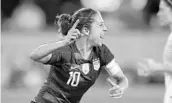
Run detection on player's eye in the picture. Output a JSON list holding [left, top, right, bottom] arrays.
[[99, 23, 104, 27]]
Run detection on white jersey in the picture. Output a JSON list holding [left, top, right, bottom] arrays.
[[163, 32, 172, 103]]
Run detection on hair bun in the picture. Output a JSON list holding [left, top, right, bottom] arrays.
[[56, 14, 72, 25], [55, 14, 72, 36]]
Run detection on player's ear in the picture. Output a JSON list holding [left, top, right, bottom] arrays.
[[81, 27, 90, 36]]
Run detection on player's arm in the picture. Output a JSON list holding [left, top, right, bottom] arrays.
[[160, 39, 172, 75], [137, 58, 172, 76], [30, 20, 80, 64], [138, 40, 172, 76], [150, 39, 172, 75], [30, 41, 67, 63], [152, 47, 172, 75], [152, 64, 172, 75], [105, 59, 128, 90]]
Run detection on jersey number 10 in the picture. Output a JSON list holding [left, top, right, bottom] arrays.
[[67, 71, 81, 87]]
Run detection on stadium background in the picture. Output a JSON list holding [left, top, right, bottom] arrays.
[[1, 0, 169, 103]]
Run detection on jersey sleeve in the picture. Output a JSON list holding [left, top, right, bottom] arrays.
[[99, 44, 114, 67]]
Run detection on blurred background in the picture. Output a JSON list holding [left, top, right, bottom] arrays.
[[1, 0, 170, 103]]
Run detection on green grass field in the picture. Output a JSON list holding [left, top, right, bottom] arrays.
[[2, 84, 165, 103]]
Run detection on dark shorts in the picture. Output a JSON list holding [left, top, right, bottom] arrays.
[[30, 86, 69, 103]]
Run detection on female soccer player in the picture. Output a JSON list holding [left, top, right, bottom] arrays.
[[138, 0, 172, 103], [30, 8, 128, 103]]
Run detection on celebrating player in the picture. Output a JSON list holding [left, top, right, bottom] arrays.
[[137, 0, 172, 103], [30, 8, 128, 103]]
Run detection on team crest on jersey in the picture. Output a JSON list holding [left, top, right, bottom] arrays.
[[82, 63, 90, 75], [93, 58, 100, 71]]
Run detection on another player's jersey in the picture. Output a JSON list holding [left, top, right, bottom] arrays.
[[163, 33, 172, 103], [42, 42, 114, 103]]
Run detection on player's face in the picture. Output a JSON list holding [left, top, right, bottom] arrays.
[[88, 12, 107, 46], [157, 1, 172, 26]]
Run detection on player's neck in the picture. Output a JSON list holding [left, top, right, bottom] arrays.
[[75, 37, 92, 58]]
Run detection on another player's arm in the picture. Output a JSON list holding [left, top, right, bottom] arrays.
[[150, 40, 172, 75], [152, 64, 172, 75], [105, 59, 128, 90], [150, 59, 172, 75], [158, 40, 172, 75]]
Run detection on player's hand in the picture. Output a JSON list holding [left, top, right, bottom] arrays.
[[63, 19, 80, 44], [137, 58, 160, 76], [109, 86, 124, 98], [107, 78, 124, 98]]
